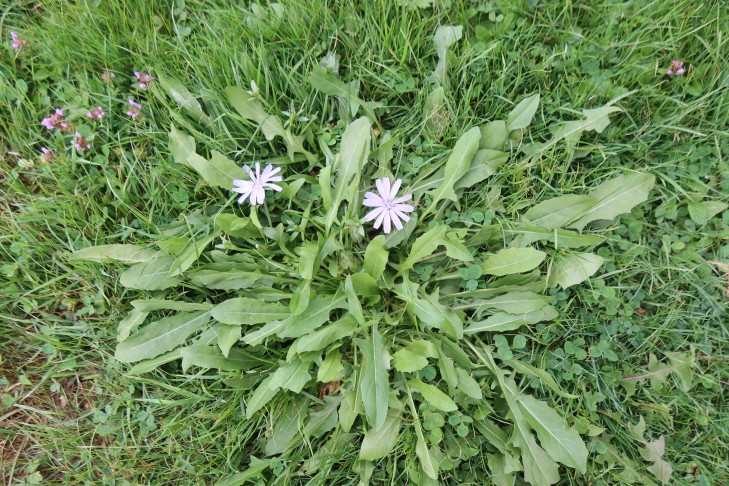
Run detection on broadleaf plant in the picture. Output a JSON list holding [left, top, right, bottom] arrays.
[[72, 82, 656, 486]]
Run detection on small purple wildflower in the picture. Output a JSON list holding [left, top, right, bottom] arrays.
[[10, 32, 27, 51], [41, 108, 69, 131], [127, 99, 142, 119], [74, 132, 91, 152], [101, 70, 116, 83], [666, 60, 685, 76], [362, 177, 415, 234], [134, 71, 155, 89], [86, 106, 105, 121], [40, 147, 54, 162]]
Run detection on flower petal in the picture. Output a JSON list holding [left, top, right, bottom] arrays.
[[382, 210, 392, 234], [363, 194, 384, 207], [375, 178, 386, 198], [392, 208, 411, 223], [391, 211, 403, 231], [393, 193, 413, 204], [265, 183, 283, 192], [393, 203, 414, 213], [373, 209, 386, 230], [390, 178, 402, 200], [381, 178, 391, 200], [363, 207, 384, 222]]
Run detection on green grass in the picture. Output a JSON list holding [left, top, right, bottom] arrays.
[[1, 0, 727, 483]]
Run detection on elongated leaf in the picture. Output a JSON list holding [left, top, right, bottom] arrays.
[[524, 195, 596, 229], [410, 378, 457, 412], [181, 345, 260, 372], [398, 225, 448, 274], [518, 224, 605, 249], [480, 120, 508, 150], [452, 149, 507, 191], [568, 173, 655, 231], [131, 300, 213, 313], [186, 150, 246, 190], [118, 308, 148, 342], [214, 457, 272, 486], [481, 248, 546, 276], [465, 306, 558, 334], [456, 368, 482, 399], [359, 415, 402, 461], [309, 65, 380, 122], [406, 388, 438, 479], [226, 86, 285, 141], [324, 117, 371, 230], [211, 298, 289, 325], [246, 376, 278, 419], [169, 125, 196, 168], [269, 359, 312, 393], [71, 244, 160, 264], [115, 311, 211, 363], [432, 25, 462, 83], [345, 275, 365, 325], [188, 267, 271, 290], [170, 232, 219, 276], [548, 253, 604, 289], [472, 291, 552, 314], [158, 75, 208, 123], [277, 293, 346, 338], [394, 278, 444, 328], [265, 399, 308, 456], [120, 256, 180, 290], [355, 327, 389, 430], [305, 396, 342, 438], [215, 213, 261, 238], [392, 348, 429, 373], [294, 315, 358, 354], [318, 349, 344, 382], [426, 127, 481, 212], [364, 235, 388, 280], [507, 93, 540, 131], [126, 349, 182, 375], [217, 324, 241, 357], [518, 394, 588, 472]]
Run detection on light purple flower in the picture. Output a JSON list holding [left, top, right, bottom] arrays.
[[134, 71, 155, 89], [101, 70, 116, 83], [40, 147, 54, 161], [10, 32, 27, 51], [666, 60, 685, 76], [363, 177, 415, 234], [232, 162, 283, 205], [41, 108, 68, 131], [86, 106, 105, 120], [126, 99, 142, 119], [74, 132, 91, 152]]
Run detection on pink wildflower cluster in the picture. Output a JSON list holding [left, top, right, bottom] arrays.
[[74, 132, 91, 152], [101, 70, 116, 83], [127, 99, 142, 119], [10, 32, 27, 51], [40, 147, 54, 162], [134, 71, 155, 89], [86, 106, 106, 121], [41, 109, 69, 131], [666, 60, 685, 76]]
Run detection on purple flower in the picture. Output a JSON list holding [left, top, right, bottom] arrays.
[[74, 132, 91, 152], [134, 71, 155, 89], [126, 99, 142, 119], [41, 108, 68, 131], [363, 177, 415, 234], [666, 60, 685, 76], [101, 70, 116, 83], [10, 31, 27, 51], [232, 162, 283, 205], [86, 106, 105, 121], [40, 147, 54, 162]]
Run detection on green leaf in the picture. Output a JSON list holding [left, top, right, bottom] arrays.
[[456, 368, 482, 399], [277, 293, 347, 338], [170, 232, 219, 276], [115, 311, 211, 363], [187, 267, 271, 290], [225, 86, 285, 141], [406, 387, 439, 479], [423, 86, 450, 136], [524, 195, 597, 229], [507, 93, 540, 131], [355, 327, 389, 430], [481, 248, 546, 276], [426, 127, 481, 213], [518, 224, 605, 249], [505, 359, 578, 399], [309, 65, 379, 122], [131, 300, 213, 313], [117, 308, 148, 342], [442, 234, 473, 261], [157, 75, 208, 123], [472, 291, 552, 314], [214, 457, 272, 486], [568, 173, 655, 231], [297, 241, 319, 280], [480, 121, 508, 150], [393, 348, 429, 373], [433, 25, 462, 83], [246, 376, 278, 419], [265, 398, 308, 456], [304, 396, 342, 438], [364, 235, 388, 280], [318, 349, 344, 382], [345, 275, 365, 325], [398, 225, 448, 275], [517, 394, 588, 472], [217, 324, 241, 357], [465, 306, 558, 334], [169, 125, 195, 168], [187, 150, 247, 190], [120, 256, 181, 290], [452, 149, 508, 191], [211, 298, 289, 325], [126, 349, 182, 375], [71, 244, 160, 264], [548, 253, 604, 289], [422, 291, 463, 339], [215, 213, 261, 238], [294, 315, 358, 354], [324, 117, 371, 231], [269, 359, 312, 393], [181, 345, 260, 372], [359, 415, 402, 461], [410, 378, 458, 412]]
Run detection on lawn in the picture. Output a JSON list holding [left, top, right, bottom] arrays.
[[1, 0, 728, 484]]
